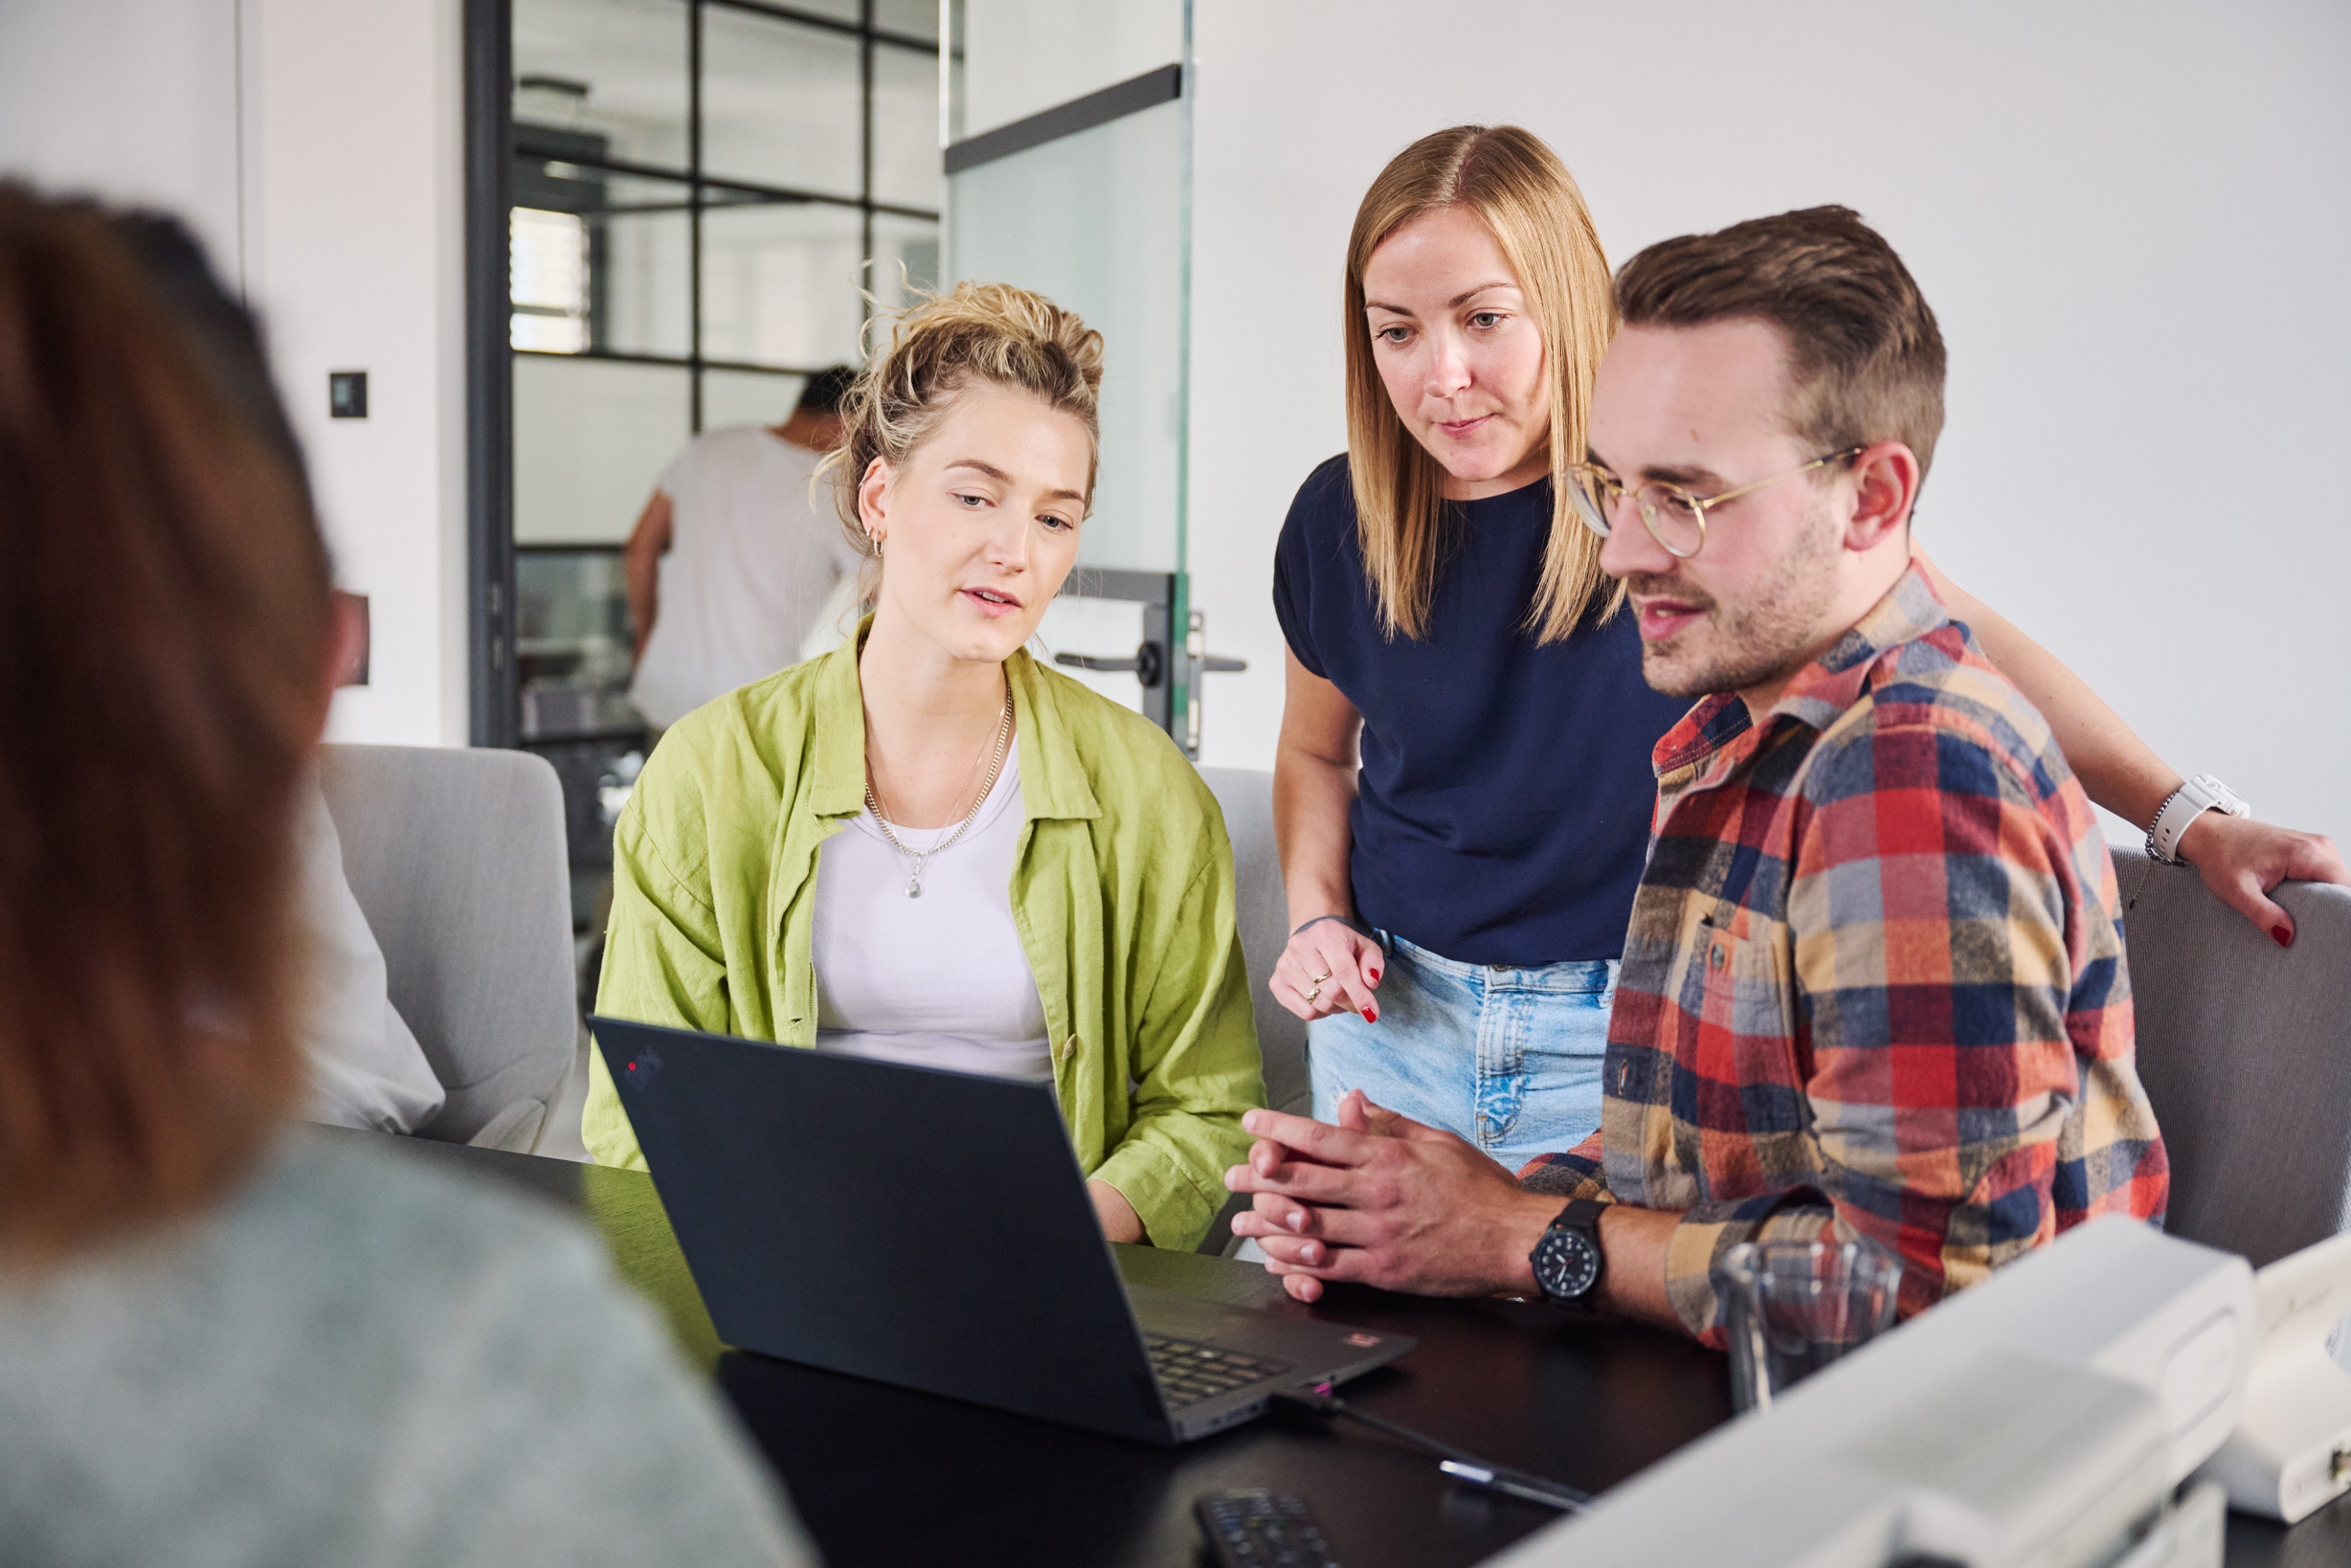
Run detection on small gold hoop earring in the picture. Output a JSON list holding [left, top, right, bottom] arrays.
[[868, 533, 884, 555]]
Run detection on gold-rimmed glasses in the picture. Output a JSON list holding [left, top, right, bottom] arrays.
[[1566, 446, 1867, 559]]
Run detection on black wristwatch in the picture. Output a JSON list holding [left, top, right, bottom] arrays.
[[1529, 1199, 1608, 1307]]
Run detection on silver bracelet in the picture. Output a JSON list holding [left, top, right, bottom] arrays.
[[1290, 914, 1363, 939]]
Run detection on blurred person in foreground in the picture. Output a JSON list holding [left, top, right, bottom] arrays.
[[626, 367, 864, 730], [0, 184, 816, 1568]]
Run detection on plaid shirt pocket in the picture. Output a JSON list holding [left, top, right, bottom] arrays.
[[1687, 916, 1799, 1088]]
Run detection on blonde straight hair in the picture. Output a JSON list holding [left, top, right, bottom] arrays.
[[1343, 125, 1622, 642]]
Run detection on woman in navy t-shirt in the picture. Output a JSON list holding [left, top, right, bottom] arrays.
[[1269, 126, 1657, 1167], [1268, 125, 2349, 1170]]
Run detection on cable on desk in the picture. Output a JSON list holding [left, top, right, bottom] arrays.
[[1270, 1388, 1593, 1514]]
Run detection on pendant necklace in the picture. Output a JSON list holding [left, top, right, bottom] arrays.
[[863, 681, 1015, 898]]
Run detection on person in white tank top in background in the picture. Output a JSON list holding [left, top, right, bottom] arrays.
[[623, 366, 864, 730]]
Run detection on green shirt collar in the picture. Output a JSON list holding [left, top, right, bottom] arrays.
[[808, 620, 1104, 824]]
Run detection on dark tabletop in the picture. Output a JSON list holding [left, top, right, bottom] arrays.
[[342, 1130, 2351, 1568]]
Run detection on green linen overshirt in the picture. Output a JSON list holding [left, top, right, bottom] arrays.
[[581, 634, 1265, 1251]]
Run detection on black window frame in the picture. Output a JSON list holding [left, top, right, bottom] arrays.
[[466, 0, 940, 747]]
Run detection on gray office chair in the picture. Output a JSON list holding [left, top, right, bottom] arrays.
[[1197, 767, 1304, 1258], [2112, 845, 2351, 1267], [1200, 767, 1310, 1118], [318, 743, 578, 1154]]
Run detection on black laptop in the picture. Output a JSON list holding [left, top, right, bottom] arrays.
[[589, 1017, 1415, 1445]]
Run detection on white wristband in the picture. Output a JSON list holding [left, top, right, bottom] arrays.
[[2146, 773, 2250, 866]]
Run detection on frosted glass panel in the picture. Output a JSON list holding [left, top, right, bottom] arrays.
[[593, 171, 693, 356], [515, 355, 690, 543], [702, 9, 862, 197], [701, 201, 867, 369], [948, 97, 1182, 571], [701, 368, 808, 431], [875, 0, 940, 43], [872, 42, 943, 210], [513, 0, 688, 168]]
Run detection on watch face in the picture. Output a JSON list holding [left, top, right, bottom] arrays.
[[1534, 1225, 1601, 1301]]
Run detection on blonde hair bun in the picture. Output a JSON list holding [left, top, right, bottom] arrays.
[[821, 280, 1106, 556]]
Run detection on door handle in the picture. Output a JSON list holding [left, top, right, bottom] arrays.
[[1055, 640, 1165, 688]]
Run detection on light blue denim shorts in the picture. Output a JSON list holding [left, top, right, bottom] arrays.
[[1307, 931, 1617, 1171]]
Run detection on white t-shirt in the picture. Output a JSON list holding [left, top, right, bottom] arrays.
[[628, 427, 864, 729], [811, 742, 1052, 1082]]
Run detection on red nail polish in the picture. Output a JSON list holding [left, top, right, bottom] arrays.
[[1364, 1008, 1377, 1023], [2273, 925, 2294, 949]]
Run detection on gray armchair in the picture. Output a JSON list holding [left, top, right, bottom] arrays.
[[318, 744, 578, 1154], [1200, 767, 1310, 1119], [1197, 767, 1301, 1257], [2111, 846, 2351, 1266]]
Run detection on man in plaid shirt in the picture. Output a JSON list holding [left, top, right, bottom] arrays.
[[1225, 208, 2167, 1346]]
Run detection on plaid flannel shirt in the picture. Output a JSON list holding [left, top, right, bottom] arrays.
[[1522, 569, 2167, 1346]]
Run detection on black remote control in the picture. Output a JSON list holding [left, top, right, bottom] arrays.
[[1195, 1489, 1342, 1567]]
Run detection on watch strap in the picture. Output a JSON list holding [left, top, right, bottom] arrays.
[[1553, 1198, 1606, 1236], [2147, 773, 2251, 865]]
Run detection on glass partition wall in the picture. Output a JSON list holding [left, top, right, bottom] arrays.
[[940, 2, 1243, 753], [468, 0, 940, 934]]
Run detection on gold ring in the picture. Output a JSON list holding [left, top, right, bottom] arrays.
[[1310, 970, 1332, 985], [1304, 984, 1322, 1005]]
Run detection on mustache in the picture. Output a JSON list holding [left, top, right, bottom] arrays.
[[1622, 573, 1717, 612]]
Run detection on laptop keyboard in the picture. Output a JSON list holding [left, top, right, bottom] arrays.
[[1146, 1333, 1293, 1408]]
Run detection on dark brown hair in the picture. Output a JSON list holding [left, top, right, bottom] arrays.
[[0, 185, 331, 1259], [1614, 205, 1947, 478]]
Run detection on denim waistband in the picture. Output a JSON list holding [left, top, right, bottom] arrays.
[[1381, 930, 1616, 994]]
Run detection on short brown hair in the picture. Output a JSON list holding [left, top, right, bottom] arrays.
[[0, 186, 330, 1260], [1344, 125, 1621, 642], [1614, 206, 1947, 478]]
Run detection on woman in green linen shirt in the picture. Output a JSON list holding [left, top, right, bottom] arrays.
[[583, 283, 1264, 1251]]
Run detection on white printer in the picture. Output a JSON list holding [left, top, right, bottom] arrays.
[[2196, 1228, 2351, 1522], [1489, 1217, 2255, 1568]]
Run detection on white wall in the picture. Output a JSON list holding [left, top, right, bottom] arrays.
[[1184, 0, 2351, 845], [0, 0, 469, 748], [0, 0, 247, 280], [255, 0, 468, 747]]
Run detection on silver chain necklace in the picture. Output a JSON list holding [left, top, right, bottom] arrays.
[[862, 682, 1015, 898]]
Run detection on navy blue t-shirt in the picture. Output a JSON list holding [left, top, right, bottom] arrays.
[[1272, 456, 1691, 966]]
